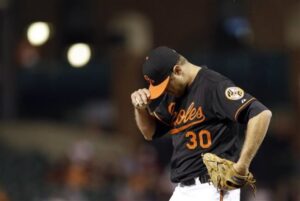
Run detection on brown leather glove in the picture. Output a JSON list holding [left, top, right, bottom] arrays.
[[202, 153, 256, 191]]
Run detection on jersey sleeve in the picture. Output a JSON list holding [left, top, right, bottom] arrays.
[[150, 96, 173, 139], [238, 100, 269, 123], [152, 118, 171, 139], [211, 80, 256, 122]]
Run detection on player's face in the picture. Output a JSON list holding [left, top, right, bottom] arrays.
[[166, 72, 186, 97]]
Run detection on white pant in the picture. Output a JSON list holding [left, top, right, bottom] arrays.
[[169, 177, 240, 201]]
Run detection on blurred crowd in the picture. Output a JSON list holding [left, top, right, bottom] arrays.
[[0, 134, 174, 201]]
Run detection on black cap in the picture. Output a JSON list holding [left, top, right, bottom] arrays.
[[142, 46, 180, 99]]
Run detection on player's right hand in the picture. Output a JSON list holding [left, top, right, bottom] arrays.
[[131, 88, 151, 110]]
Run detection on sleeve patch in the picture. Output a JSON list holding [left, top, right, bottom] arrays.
[[225, 87, 244, 100]]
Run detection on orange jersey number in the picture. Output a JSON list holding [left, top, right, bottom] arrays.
[[185, 130, 212, 149]]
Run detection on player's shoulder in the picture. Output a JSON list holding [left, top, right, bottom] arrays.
[[201, 67, 230, 85]]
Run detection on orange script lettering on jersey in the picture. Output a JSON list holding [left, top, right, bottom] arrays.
[[168, 102, 205, 127]]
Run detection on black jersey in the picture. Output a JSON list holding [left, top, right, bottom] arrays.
[[151, 67, 256, 183]]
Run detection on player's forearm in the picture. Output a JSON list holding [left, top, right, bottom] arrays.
[[134, 108, 156, 140], [237, 110, 272, 169]]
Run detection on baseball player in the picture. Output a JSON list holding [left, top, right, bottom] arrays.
[[130, 46, 272, 201]]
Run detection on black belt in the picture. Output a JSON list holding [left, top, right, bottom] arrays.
[[179, 175, 210, 187]]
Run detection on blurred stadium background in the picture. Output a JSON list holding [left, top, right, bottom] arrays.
[[0, 0, 300, 200]]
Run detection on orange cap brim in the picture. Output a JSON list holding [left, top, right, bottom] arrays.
[[149, 76, 170, 100]]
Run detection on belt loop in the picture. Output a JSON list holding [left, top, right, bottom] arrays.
[[199, 174, 209, 183], [195, 177, 200, 185]]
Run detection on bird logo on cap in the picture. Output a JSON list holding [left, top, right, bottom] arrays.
[[144, 75, 154, 84]]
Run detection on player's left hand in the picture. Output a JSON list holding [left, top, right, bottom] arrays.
[[202, 153, 256, 191], [233, 163, 248, 176]]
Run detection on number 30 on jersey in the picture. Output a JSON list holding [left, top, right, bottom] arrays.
[[185, 130, 212, 149]]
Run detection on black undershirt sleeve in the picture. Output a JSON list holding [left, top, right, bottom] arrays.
[[152, 119, 170, 139]]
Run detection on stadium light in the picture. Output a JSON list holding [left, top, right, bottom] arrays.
[[27, 22, 50, 46], [67, 43, 91, 68]]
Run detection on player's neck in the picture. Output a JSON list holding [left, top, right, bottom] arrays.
[[186, 64, 201, 87]]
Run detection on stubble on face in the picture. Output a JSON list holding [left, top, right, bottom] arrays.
[[166, 79, 186, 97]]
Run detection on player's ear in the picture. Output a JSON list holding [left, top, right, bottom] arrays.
[[172, 65, 182, 75]]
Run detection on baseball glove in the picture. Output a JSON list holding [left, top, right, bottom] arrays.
[[202, 153, 256, 191]]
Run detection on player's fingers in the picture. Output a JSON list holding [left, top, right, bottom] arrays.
[[131, 89, 150, 109], [131, 92, 137, 105], [141, 88, 151, 99], [138, 89, 149, 104], [135, 95, 144, 106], [132, 91, 143, 105], [131, 92, 141, 106]]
